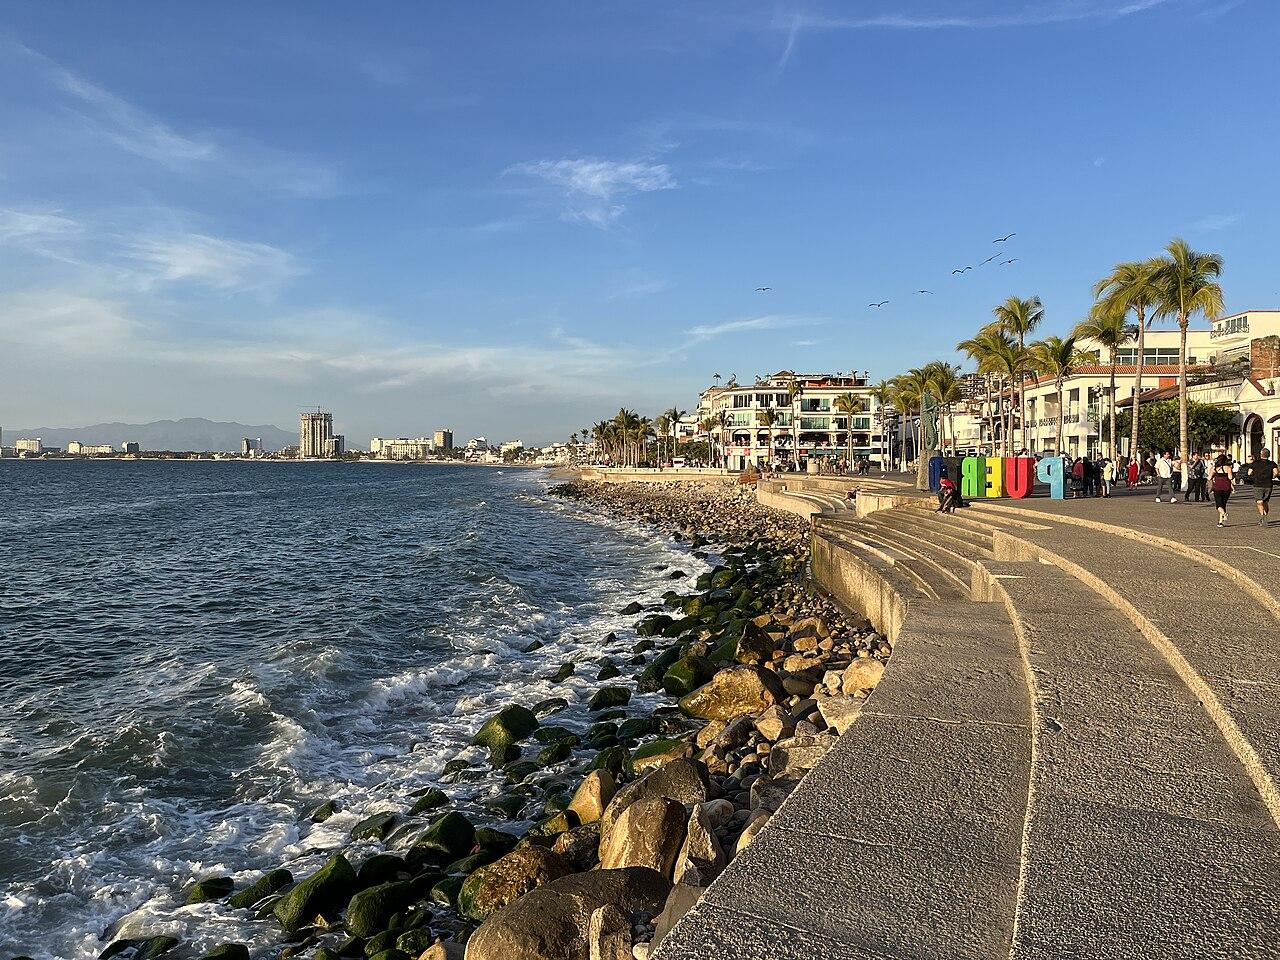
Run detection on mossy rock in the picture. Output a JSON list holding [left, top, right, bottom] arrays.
[[524, 640, 544, 653], [484, 794, 526, 820], [662, 655, 714, 696], [471, 705, 539, 753], [135, 938, 180, 960], [636, 647, 683, 693], [531, 696, 569, 716], [595, 660, 621, 681], [408, 788, 448, 815], [272, 854, 358, 932], [440, 758, 471, 781], [631, 738, 690, 773], [395, 929, 436, 955], [535, 740, 573, 766], [227, 868, 292, 909], [444, 851, 492, 875], [587, 745, 632, 780], [660, 617, 698, 638], [595, 708, 629, 722], [406, 812, 476, 867], [346, 880, 414, 938], [367, 951, 411, 960], [429, 875, 464, 907], [198, 944, 250, 960], [588, 686, 631, 711], [486, 744, 521, 767], [620, 601, 644, 615], [457, 847, 574, 922], [546, 662, 575, 682], [100, 941, 140, 960], [309, 799, 341, 823], [525, 809, 580, 838], [350, 811, 399, 842], [313, 949, 341, 960], [616, 716, 660, 743], [681, 596, 705, 616], [503, 760, 539, 783], [356, 853, 407, 888], [532, 725, 578, 745], [632, 637, 655, 654], [184, 875, 234, 905], [710, 567, 737, 589], [583, 721, 620, 747], [542, 790, 571, 814], [636, 614, 674, 637], [475, 826, 519, 853]]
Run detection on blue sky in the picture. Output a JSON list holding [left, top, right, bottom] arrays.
[[0, 0, 1275, 445]]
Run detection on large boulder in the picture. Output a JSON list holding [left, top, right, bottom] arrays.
[[183, 876, 234, 905], [598, 796, 686, 877], [465, 868, 670, 960], [472, 705, 539, 754], [842, 658, 886, 695], [458, 847, 574, 921], [674, 805, 725, 886], [630, 739, 689, 775], [272, 855, 357, 932], [677, 666, 784, 722], [345, 880, 414, 938], [406, 812, 476, 868], [600, 759, 709, 841], [551, 822, 602, 871], [567, 770, 616, 825], [227, 868, 292, 909], [733, 621, 774, 665]]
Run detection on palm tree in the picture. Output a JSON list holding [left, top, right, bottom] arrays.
[[783, 374, 803, 468], [1154, 238, 1225, 485], [868, 379, 894, 470], [957, 329, 1011, 455], [924, 363, 963, 454], [891, 368, 930, 488], [833, 392, 865, 470], [1093, 258, 1162, 463], [983, 334, 1029, 457], [990, 296, 1044, 453], [758, 407, 777, 467], [1028, 335, 1088, 454], [715, 409, 729, 469], [662, 406, 685, 464], [1072, 307, 1135, 460]]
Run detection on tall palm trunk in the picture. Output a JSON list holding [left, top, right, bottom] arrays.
[[1129, 308, 1146, 461], [1108, 353, 1118, 460], [1178, 315, 1190, 488]]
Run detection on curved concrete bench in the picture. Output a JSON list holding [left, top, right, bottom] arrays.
[[657, 504, 1280, 958]]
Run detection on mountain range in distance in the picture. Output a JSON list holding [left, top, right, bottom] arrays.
[[4, 418, 296, 452]]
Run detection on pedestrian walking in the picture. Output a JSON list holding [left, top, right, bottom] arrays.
[[1249, 449, 1277, 526], [1194, 453, 1209, 502], [1210, 454, 1234, 527], [1154, 452, 1176, 502], [1127, 457, 1139, 489], [1101, 457, 1114, 497]]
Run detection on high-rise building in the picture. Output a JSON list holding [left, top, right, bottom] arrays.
[[16, 438, 43, 455], [433, 429, 453, 452], [122, 442, 140, 455], [323, 436, 345, 458], [299, 410, 334, 458], [242, 438, 263, 456]]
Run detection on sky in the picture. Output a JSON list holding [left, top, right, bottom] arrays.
[[0, 0, 1276, 446]]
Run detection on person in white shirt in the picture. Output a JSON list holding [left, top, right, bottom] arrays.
[[1154, 452, 1176, 502]]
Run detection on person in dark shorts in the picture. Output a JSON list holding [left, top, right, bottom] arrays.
[[1210, 454, 1234, 527], [1251, 449, 1277, 526]]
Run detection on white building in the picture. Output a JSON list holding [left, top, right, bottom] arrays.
[[370, 437, 434, 460], [697, 371, 881, 471], [15, 438, 42, 455]]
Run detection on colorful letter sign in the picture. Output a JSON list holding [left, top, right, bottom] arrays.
[[1036, 456, 1065, 500], [926, 455, 1048, 499]]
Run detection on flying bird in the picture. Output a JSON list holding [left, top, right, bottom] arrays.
[[755, 286, 772, 292], [917, 289, 933, 295], [981, 255, 998, 265], [868, 300, 889, 307], [1002, 258, 1019, 265], [951, 266, 973, 274], [994, 233, 1016, 243]]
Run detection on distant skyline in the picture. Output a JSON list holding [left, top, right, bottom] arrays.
[[0, 1, 1276, 444]]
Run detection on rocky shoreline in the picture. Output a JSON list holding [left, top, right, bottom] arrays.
[[67, 479, 889, 960]]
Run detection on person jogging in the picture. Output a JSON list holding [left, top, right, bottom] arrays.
[[1250, 449, 1277, 526], [1210, 454, 1234, 527]]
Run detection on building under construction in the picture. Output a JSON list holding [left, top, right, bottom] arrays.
[[299, 410, 343, 459]]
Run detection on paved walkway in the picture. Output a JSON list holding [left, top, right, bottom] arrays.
[[657, 486, 1280, 960]]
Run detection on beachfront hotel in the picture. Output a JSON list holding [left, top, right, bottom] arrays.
[[948, 310, 1280, 460], [696, 371, 882, 471]]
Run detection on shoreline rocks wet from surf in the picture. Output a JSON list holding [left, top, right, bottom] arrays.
[[58, 478, 889, 960]]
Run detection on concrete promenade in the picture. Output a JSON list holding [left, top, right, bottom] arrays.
[[657, 475, 1280, 959]]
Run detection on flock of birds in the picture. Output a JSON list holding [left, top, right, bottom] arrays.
[[755, 232, 1021, 309]]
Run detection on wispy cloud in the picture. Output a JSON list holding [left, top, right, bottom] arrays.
[[608, 269, 669, 299], [766, 0, 1177, 33], [1187, 212, 1241, 231], [124, 233, 303, 293], [684, 314, 812, 344], [10, 41, 340, 197], [0, 209, 83, 242], [507, 157, 676, 226]]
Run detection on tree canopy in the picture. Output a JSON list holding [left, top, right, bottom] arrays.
[[1116, 399, 1236, 454]]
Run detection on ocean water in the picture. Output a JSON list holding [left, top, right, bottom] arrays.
[[0, 461, 707, 960]]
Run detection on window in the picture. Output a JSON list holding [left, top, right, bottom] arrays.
[[1115, 347, 1186, 366], [733, 394, 752, 408]]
